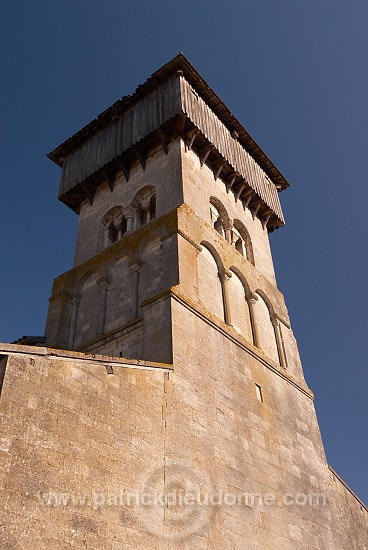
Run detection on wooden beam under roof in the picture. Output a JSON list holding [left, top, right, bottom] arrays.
[[200, 144, 214, 166], [132, 145, 146, 171], [213, 159, 226, 181], [81, 182, 94, 206], [156, 128, 169, 155], [100, 168, 114, 192], [116, 156, 130, 181]]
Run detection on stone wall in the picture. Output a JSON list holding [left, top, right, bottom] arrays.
[[180, 142, 277, 285], [0, 341, 366, 549], [169, 300, 368, 548], [74, 141, 183, 267], [0, 346, 171, 549]]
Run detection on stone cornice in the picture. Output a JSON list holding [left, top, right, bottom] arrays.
[[0, 343, 172, 372], [141, 287, 313, 401]]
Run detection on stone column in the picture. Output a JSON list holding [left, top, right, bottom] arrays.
[[97, 279, 110, 334], [271, 314, 287, 368], [218, 269, 232, 326], [248, 295, 260, 348], [133, 208, 141, 231], [225, 222, 233, 244], [123, 207, 135, 233], [141, 198, 151, 225], [129, 261, 142, 318], [68, 296, 80, 350], [117, 226, 123, 240], [127, 217, 133, 232]]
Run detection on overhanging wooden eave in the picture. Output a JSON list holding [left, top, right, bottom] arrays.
[[47, 53, 290, 191]]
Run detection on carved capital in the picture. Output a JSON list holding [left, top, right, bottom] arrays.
[[123, 206, 135, 219], [71, 295, 81, 306], [218, 269, 232, 283], [128, 259, 142, 273], [97, 278, 110, 291], [248, 294, 258, 306]]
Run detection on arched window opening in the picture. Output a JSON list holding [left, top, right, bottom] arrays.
[[210, 203, 225, 238], [120, 216, 127, 237], [209, 198, 230, 242], [233, 220, 255, 265], [131, 186, 156, 230], [254, 291, 279, 364], [228, 269, 252, 342], [108, 223, 118, 244], [231, 226, 244, 256], [197, 243, 224, 322], [149, 195, 156, 221], [214, 216, 225, 237], [235, 238, 244, 255], [98, 206, 125, 252]]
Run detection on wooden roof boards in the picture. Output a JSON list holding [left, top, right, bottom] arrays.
[[48, 53, 289, 225]]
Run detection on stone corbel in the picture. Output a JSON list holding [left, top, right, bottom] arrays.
[[235, 182, 246, 202], [251, 200, 262, 220], [242, 190, 254, 210], [199, 144, 214, 166], [185, 127, 199, 151], [213, 159, 226, 181], [226, 173, 238, 193]]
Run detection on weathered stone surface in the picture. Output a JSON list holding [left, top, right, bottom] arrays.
[[2, 58, 367, 548]]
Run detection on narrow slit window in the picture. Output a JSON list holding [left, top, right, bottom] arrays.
[[255, 383, 263, 403]]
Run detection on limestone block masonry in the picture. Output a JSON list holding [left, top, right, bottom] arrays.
[[1, 53, 366, 548]]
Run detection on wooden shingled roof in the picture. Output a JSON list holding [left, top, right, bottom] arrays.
[[48, 52, 290, 192]]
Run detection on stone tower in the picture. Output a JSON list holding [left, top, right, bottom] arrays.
[[1, 54, 366, 548]]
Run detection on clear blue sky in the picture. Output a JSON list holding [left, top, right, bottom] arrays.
[[1, 1, 367, 504]]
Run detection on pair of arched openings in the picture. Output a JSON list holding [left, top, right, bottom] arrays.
[[99, 186, 156, 251], [209, 197, 255, 265], [69, 232, 164, 350], [197, 242, 286, 368]]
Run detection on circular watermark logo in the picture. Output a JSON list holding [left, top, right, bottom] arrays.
[[136, 462, 217, 542]]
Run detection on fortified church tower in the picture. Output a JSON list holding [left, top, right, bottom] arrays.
[[1, 54, 366, 548], [45, 54, 290, 371]]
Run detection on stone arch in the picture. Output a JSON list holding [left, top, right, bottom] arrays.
[[197, 241, 225, 321], [76, 267, 100, 295], [74, 269, 101, 348], [97, 205, 125, 252], [229, 266, 252, 298], [200, 240, 224, 273], [255, 289, 276, 319], [254, 289, 279, 364], [138, 235, 164, 308], [228, 268, 253, 342], [105, 252, 132, 333], [209, 197, 230, 240], [130, 185, 156, 229], [233, 219, 255, 265], [106, 248, 132, 282], [136, 232, 162, 264]]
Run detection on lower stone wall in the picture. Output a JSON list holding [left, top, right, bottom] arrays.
[[169, 299, 368, 549], [0, 343, 366, 549], [0, 346, 171, 550]]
